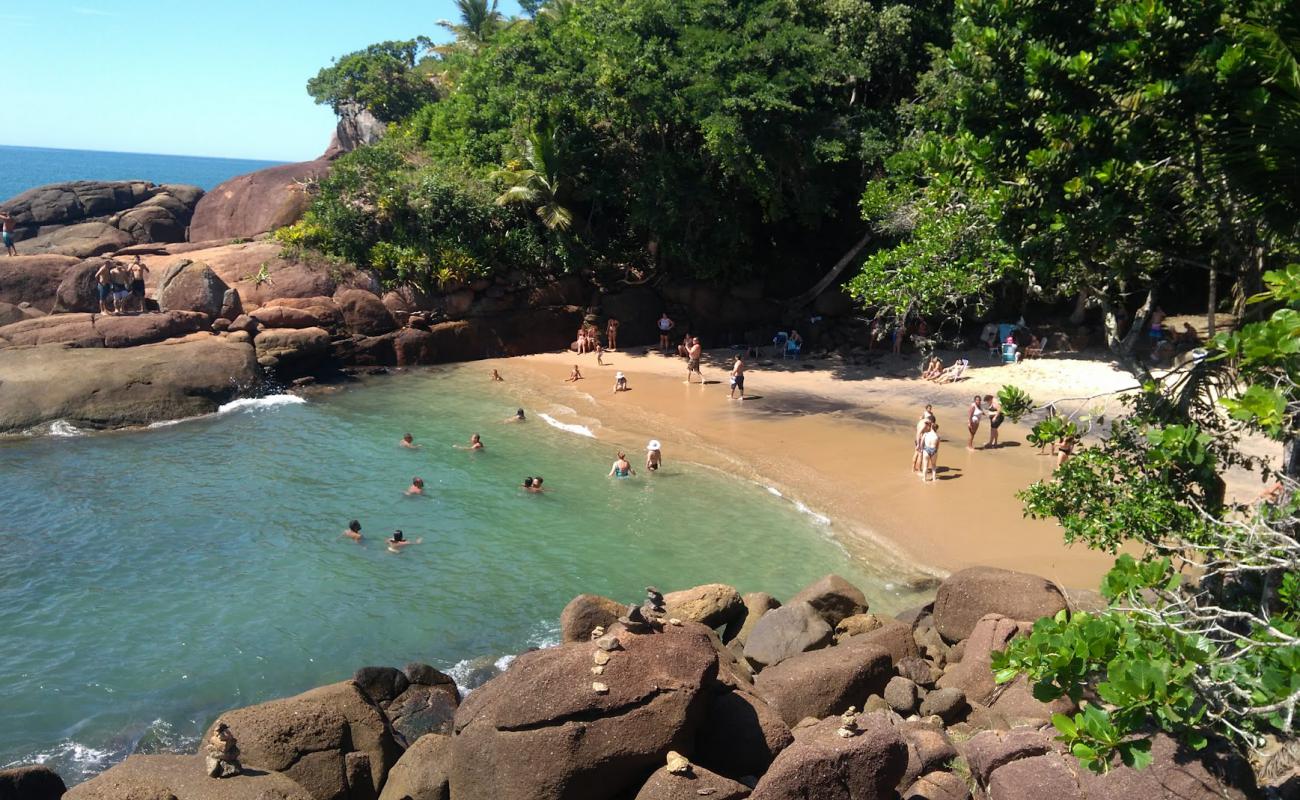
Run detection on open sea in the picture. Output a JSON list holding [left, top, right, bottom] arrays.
[[0, 145, 285, 202], [0, 366, 922, 784]]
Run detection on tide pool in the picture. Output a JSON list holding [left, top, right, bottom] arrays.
[[0, 366, 921, 782]]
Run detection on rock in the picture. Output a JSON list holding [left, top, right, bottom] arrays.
[[1074, 731, 1256, 800], [393, 328, 436, 366], [64, 754, 311, 800], [902, 771, 970, 800], [633, 763, 751, 800], [157, 260, 229, 318], [353, 666, 410, 704], [743, 601, 833, 669], [958, 728, 1053, 786], [863, 694, 890, 715], [0, 310, 210, 349], [0, 254, 82, 312], [754, 639, 893, 726], [323, 102, 388, 160], [0, 336, 258, 433], [788, 574, 869, 627], [254, 327, 331, 366], [985, 753, 1083, 800], [835, 614, 883, 639], [987, 674, 1077, 725], [377, 734, 450, 800], [0, 181, 200, 257], [696, 689, 794, 779], [724, 592, 780, 646], [936, 615, 1027, 705], [664, 583, 745, 629], [840, 618, 919, 666], [884, 676, 920, 715], [260, 296, 345, 326], [918, 688, 968, 724], [749, 712, 908, 800], [404, 663, 456, 688], [896, 656, 940, 688], [0, 301, 42, 327], [948, 641, 966, 663], [450, 622, 720, 800], [189, 160, 330, 241], [0, 764, 67, 800], [932, 567, 1067, 643], [898, 721, 958, 789], [387, 682, 460, 743], [210, 680, 401, 800], [345, 753, 376, 800], [912, 625, 951, 667], [560, 594, 626, 643], [252, 304, 333, 330], [895, 603, 934, 627], [334, 288, 397, 336]]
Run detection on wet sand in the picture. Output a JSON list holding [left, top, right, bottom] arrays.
[[481, 346, 1138, 590]]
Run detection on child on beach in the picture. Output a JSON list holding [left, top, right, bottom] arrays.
[[596, 344, 605, 366], [614, 371, 629, 392], [566, 365, 583, 382], [921, 420, 940, 481]]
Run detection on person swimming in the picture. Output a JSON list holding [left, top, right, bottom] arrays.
[[341, 519, 363, 542], [529, 476, 544, 492], [406, 477, 425, 495], [387, 529, 422, 552], [400, 433, 419, 449], [609, 451, 635, 478], [504, 408, 526, 423], [523, 476, 535, 489], [455, 434, 485, 451]]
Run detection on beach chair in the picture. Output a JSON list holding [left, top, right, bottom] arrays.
[[937, 359, 968, 383], [784, 335, 802, 360], [1001, 342, 1018, 364], [772, 331, 789, 358]]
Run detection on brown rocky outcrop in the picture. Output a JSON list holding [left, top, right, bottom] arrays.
[[188, 160, 330, 241], [664, 583, 745, 629], [696, 689, 794, 778], [743, 601, 833, 669], [840, 618, 918, 666], [724, 592, 781, 646], [384, 666, 460, 744], [789, 574, 869, 627], [0, 764, 67, 800], [0, 336, 258, 433], [749, 712, 908, 800], [932, 567, 1067, 643], [559, 593, 626, 643], [753, 639, 893, 726], [449, 623, 720, 800], [0, 311, 208, 349], [156, 260, 229, 318], [633, 763, 751, 800], [334, 289, 396, 336], [935, 615, 1027, 705], [0, 254, 82, 312], [53, 257, 105, 313], [1, 181, 201, 257], [377, 733, 450, 800], [254, 327, 332, 367], [64, 754, 313, 800], [0, 302, 46, 327], [902, 771, 970, 800]]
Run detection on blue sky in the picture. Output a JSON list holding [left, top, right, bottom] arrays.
[[0, 0, 520, 162]]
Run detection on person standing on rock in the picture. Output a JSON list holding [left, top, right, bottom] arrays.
[[108, 260, 131, 315], [606, 317, 620, 350], [128, 256, 149, 314], [686, 337, 704, 384], [0, 211, 16, 256], [94, 259, 115, 314], [658, 313, 675, 354]]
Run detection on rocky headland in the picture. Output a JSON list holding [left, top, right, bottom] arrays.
[[1, 566, 1261, 800]]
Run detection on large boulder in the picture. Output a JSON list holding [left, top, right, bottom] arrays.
[[985, 752, 1083, 800], [664, 583, 745, 629], [449, 622, 720, 800], [53, 257, 105, 312], [0, 302, 44, 327], [334, 289, 396, 336], [559, 593, 626, 644], [743, 601, 833, 669], [898, 721, 959, 789], [696, 689, 794, 778], [189, 160, 330, 241], [932, 567, 1067, 643], [0, 254, 81, 311], [0, 336, 259, 433], [1, 181, 201, 256], [788, 574, 869, 627], [377, 733, 450, 800], [0, 764, 67, 800], [633, 762, 751, 800], [323, 102, 389, 160], [386, 680, 460, 744], [64, 754, 312, 800], [0, 311, 209, 349], [254, 327, 331, 366], [211, 680, 401, 800], [724, 592, 781, 646], [902, 771, 970, 800], [754, 639, 893, 726], [157, 260, 230, 318], [839, 618, 918, 666], [749, 712, 908, 800], [936, 615, 1028, 705]]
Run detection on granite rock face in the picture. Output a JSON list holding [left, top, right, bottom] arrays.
[[188, 160, 330, 241], [0, 181, 202, 257]]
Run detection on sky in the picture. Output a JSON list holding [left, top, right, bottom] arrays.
[[0, 0, 521, 162]]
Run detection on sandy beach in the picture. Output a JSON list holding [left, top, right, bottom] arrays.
[[482, 345, 1146, 591]]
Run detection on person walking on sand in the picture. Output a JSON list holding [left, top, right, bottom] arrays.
[[606, 317, 620, 350], [913, 412, 930, 472], [609, 451, 636, 478], [729, 355, 746, 400], [658, 312, 675, 354], [921, 420, 940, 481], [565, 365, 583, 382], [646, 439, 663, 472], [341, 520, 363, 542], [596, 343, 606, 366], [966, 395, 983, 450], [686, 337, 704, 384], [0, 211, 16, 256], [985, 395, 1004, 448], [128, 255, 149, 313]]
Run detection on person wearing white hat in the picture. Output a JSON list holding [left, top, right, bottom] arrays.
[[646, 440, 663, 472], [614, 371, 629, 392]]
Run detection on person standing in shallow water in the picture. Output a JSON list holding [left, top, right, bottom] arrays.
[[646, 440, 663, 472], [729, 355, 746, 400], [609, 451, 635, 477], [686, 337, 704, 384], [921, 420, 940, 482], [966, 395, 983, 450], [984, 395, 1004, 448]]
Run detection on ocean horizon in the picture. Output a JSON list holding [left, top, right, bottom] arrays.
[[0, 144, 288, 202]]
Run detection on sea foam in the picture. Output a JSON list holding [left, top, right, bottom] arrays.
[[216, 394, 306, 415], [537, 413, 596, 438]]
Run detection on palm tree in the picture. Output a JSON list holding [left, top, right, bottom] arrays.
[[436, 0, 504, 49], [491, 125, 574, 232]]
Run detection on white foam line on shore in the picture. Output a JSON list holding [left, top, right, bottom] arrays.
[[537, 413, 596, 438], [216, 395, 307, 415], [47, 420, 86, 438]]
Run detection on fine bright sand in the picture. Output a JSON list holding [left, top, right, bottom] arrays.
[[486, 346, 1144, 591]]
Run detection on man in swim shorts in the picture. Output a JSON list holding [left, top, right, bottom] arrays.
[[94, 259, 115, 314], [109, 260, 131, 314], [686, 337, 704, 384], [128, 255, 149, 313], [0, 211, 16, 256], [729, 355, 746, 400]]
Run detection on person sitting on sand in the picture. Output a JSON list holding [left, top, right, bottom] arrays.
[[387, 530, 421, 552], [984, 395, 1004, 448], [341, 520, 363, 542], [609, 451, 636, 478], [646, 439, 663, 472], [565, 365, 583, 382], [401, 433, 420, 449], [490, 369, 504, 382], [614, 371, 629, 392], [575, 325, 589, 354], [406, 477, 425, 496], [920, 420, 940, 482], [933, 358, 969, 383], [504, 408, 526, 423], [921, 357, 943, 380], [676, 334, 691, 359]]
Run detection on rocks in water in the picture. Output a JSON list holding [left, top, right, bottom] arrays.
[[696, 689, 793, 778], [884, 676, 921, 715], [65, 754, 313, 800], [560, 594, 626, 643], [254, 327, 331, 369], [378, 733, 451, 800], [0, 336, 258, 433], [157, 260, 230, 318], [743, 601, 833, 669], [749, 712, 908, 800], [723, 591, 780, 645], [0, 764, 68, 800], [189, 160, 330, 242], [932, 567, 1068, 643], [1, 181, 201, 257], [664, 583, 745, 629], [788, 574, 869, 627], [634, 763, 751, 800], [753, 639, 893, 726], [918, 688, 968, 725], [387, 681, 460, 743], [449, 622, 719, 800], [353, 666, 411, 705]]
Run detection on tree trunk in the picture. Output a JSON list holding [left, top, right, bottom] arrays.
[[787, 231, 873, 310], [1099, 288, 1156, 378], [1207, 263, 1217, 338], [1069, 289, 1090, 324]]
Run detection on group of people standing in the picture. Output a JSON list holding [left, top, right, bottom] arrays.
[[911, 394, 1006, 482], [94, 255, 150, 314]]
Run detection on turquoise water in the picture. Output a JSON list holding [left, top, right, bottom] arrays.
[[0, 145, 285, 201], [0, 367, 916, 783]]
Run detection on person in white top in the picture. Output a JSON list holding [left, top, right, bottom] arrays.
[[657, 313, 675, 354], [921, 420, 940, 481], [966, 395, 983, 450]]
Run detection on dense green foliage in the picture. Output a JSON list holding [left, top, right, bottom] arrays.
[[306, 40, 440, 123]]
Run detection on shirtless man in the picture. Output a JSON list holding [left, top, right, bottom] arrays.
[[94, 259, 115, 314], [400, 433, 420, 449], [128, 255, 149, 313], [565, 365, 583, 382], [686, 337, 704, 384], [341, 520, 363, 542], [109, 260, 131, 314], [606, 317, 620, 350], [729, 355, 746, 400], [0, 211, 16, 255], [913, 413, 930, 472], [966, 395, 983, 450], [387, 530, 422, 552]]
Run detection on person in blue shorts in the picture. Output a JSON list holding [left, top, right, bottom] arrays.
[[1, 211, 17, 256]]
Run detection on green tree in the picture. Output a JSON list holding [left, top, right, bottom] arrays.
[[436, 0, 506, 50], [306, 39, 438, 123], [491, 124, 575, 232]]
